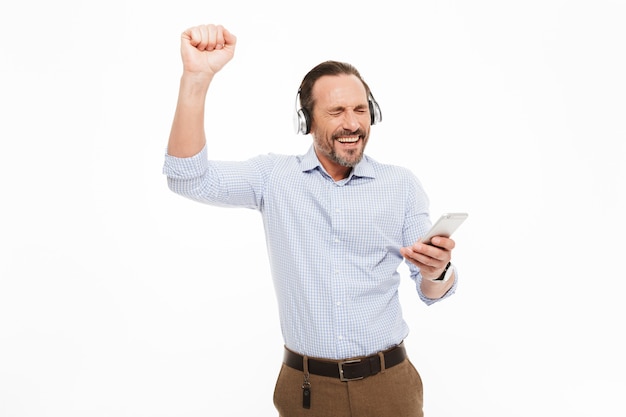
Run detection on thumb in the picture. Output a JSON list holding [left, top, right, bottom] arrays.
[[223, 28, 237, 49]]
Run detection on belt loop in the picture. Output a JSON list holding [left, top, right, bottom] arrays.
[[378, 351, 386, 373]]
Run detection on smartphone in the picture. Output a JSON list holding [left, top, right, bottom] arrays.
[[421, 212, 468, 245]]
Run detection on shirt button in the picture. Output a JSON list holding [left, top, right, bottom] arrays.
[[334, 238, 340, 243]]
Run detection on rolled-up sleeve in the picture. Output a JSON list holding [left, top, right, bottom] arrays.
[[162, 146, 209, 180], [163, 145, 270, 209], [416, 266, 459, 306]]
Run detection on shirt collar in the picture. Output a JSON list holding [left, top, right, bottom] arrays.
[[300, 145, 375, 179]]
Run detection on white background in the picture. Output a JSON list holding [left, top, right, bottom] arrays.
[[1, 1, 625, 416]]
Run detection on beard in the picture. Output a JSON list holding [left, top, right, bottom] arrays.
[[328, 145, 364, 167], [315, 128, 368, 168]]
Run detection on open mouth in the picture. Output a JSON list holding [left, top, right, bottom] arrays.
[[335, 136, 360, 144]]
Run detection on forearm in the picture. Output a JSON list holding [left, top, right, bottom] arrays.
[[167, 72, 213, 157]]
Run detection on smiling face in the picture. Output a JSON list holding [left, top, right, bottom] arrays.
[[309, 74, 372, 180]]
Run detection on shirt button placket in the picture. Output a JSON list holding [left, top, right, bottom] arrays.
[[331, 190, 347, 351]]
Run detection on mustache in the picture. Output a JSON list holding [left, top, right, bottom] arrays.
[[332, 129, 366, 139]]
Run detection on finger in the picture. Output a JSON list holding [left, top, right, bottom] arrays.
[[409, 252, 438, 268], [414, 241, 452, 260], [411, 242, 442, 258], [401, 247, 428, 266], [213, 26, 236, 49], [402, 251, 437, 271], [214, 24, 226, 49], [429, 236, 456, 250], [197, 24, 212, 51], [183, 25, 202, 48], [222, 27, 237, 48], [402, 244, 449, 268]]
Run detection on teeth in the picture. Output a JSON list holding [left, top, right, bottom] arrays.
[[336, 137, 359, 143]]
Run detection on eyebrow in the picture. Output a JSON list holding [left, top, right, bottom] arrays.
[[328, 103, 368, 112]]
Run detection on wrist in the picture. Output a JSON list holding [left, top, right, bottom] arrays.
[[430, 262, 453, 282], [180, 72, 213, 94]]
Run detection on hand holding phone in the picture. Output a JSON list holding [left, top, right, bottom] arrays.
[[421, 212, 468, 245]]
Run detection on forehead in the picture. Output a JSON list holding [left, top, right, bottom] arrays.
[[312, 74, 368, 107]]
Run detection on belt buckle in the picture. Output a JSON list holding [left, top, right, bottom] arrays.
[[338, 359, 363, 382]]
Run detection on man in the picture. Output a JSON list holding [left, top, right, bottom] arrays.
[[163, 23, 459, 417]]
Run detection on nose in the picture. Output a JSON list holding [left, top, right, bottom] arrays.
[[342, 110, 361, 131]]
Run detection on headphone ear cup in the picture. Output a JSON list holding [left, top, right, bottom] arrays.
[[369, 97, 382, 125], [296, 108, 311, 135]]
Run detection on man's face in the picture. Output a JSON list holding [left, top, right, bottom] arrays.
[[309, 74, 371, 179]]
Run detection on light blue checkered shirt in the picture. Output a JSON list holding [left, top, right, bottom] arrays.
[[163, 144, 457, 359]]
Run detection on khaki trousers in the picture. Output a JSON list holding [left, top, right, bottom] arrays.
[[273, 358, 424, 417]]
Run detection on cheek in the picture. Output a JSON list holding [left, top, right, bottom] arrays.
[[313, 125, 333, 143]]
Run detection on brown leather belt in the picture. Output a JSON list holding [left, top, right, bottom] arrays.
[[283, 343, 407, 381]]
